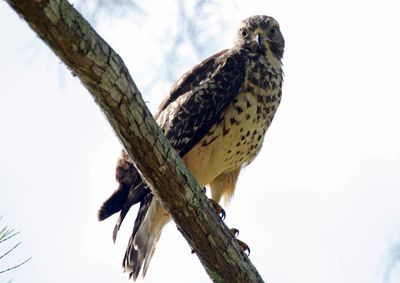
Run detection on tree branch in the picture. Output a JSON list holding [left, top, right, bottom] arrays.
[[5, 1, 265, 282]]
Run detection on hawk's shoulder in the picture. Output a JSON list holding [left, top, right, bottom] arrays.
[[155, 48, 247, 120], [155, 47, 248, 156]]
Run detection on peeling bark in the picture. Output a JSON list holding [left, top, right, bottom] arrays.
[[5, 1, 265, 282]]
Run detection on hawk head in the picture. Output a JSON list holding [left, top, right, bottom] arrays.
[[234, 15, 284, 60]]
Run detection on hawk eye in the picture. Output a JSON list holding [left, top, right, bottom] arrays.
[[241, 29, 248, 37], [270, 27, 277, 36]]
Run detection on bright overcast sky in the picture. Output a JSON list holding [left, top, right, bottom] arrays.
[[1, 0, 400, 283]]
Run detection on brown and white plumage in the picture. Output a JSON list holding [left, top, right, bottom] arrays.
[[98, 15, 284, 280]]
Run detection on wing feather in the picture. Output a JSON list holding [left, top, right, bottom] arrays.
[[155, 49, 227, 120], [157, 47, 246, 156]]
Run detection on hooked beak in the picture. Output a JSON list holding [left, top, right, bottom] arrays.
[[254, 33, 264, 47]]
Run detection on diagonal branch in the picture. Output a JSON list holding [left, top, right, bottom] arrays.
[[5, 1, 265, 282]]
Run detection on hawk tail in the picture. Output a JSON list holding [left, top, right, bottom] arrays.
[[98, 149, 168, 280], [123, 197, 168, 280]]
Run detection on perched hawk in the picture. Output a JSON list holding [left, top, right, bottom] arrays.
[[98, 15, 284, 280]]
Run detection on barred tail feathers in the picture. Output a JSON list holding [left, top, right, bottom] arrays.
[[123, 198, 171, 280]]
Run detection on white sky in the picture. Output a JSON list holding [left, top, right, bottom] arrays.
[[1, 0, 400, 282]]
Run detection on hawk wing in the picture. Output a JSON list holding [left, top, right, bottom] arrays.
[[98, 47, 246, 221], [155, 49, 227, 120], [156, 48, 246, 156]]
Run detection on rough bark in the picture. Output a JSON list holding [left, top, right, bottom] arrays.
[[5, 1, 265, 282]]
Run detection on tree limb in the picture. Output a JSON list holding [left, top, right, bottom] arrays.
[[5, 1, 265, 282]]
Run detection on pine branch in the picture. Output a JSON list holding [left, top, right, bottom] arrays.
[[0, 257, 32, 275], [0, 230, 19, 244]]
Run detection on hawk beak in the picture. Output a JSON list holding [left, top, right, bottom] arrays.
[[254, 33, 264, 47]]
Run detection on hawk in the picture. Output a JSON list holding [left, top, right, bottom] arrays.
[[98, 15, 284, 280]]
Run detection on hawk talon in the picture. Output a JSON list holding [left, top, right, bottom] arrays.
[[208, 199, 226, 220], [230, 228, 249, 255], [201, 187, 226, 219], [236, 239, 250, 256], [230, 228, 240, 237], [219, 208, 226, 220]]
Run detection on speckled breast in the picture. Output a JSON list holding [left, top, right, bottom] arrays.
[[201, 55, 283, 174]]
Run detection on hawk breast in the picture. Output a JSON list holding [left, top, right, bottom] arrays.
[[182, 53, 282, 186]]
